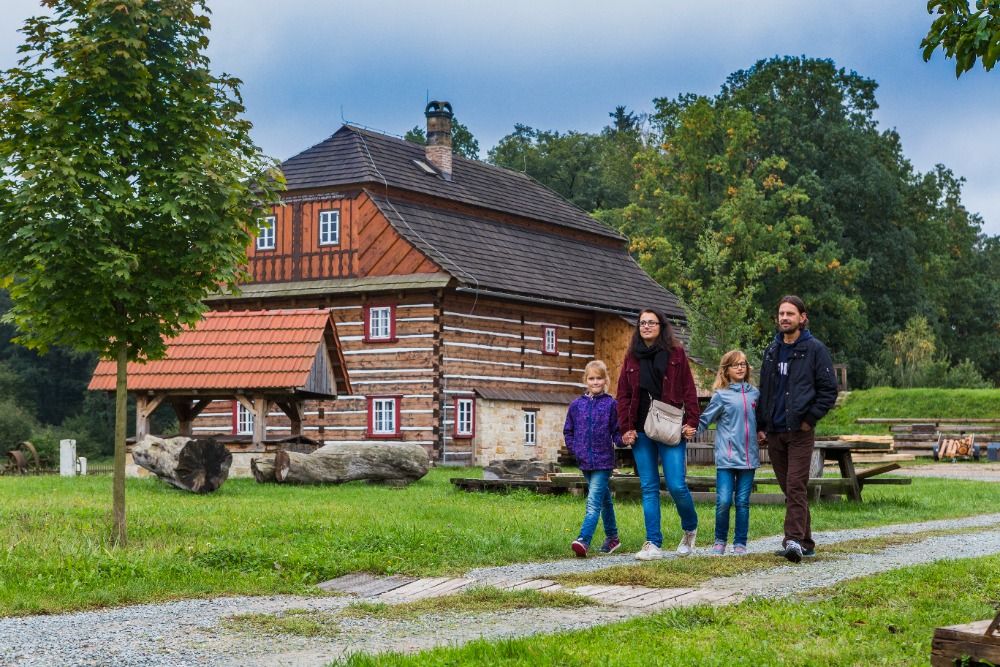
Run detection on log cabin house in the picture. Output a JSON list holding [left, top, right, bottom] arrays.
[[139, 102, 693, 468]]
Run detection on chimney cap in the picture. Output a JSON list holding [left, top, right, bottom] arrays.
[[424, 100, 453, 119]]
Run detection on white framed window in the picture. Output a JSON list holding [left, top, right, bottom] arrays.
[[455, 397, 475, 438], [256, 215, 276, 250], [235, 402, 254, 435], [319, 209, 340, 246], [523, 410, 537, 446], [542, 326, 558, 355], [368, 396, 399, 437], [365, 305, 395, 342]]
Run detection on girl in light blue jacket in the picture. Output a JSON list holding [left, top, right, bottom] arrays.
[[697, 350, 760, 555]]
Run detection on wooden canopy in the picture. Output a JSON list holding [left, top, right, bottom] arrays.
[[88, 309, 351, 446]]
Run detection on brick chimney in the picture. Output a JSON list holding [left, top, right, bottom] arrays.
[[424, 100, 453, 181]]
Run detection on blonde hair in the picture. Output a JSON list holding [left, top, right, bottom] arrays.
[[583, 360, 609, 384], [712, 350, 752, 391]]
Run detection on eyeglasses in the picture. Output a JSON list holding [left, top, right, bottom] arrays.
[[728, 362, 749, 369], [638, 320, 660, 328]]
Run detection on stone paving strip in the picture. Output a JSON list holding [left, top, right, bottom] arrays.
[[3, 512, 1000, 667]]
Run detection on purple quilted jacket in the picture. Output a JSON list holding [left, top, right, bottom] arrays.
[[563, 392, 622, 471]]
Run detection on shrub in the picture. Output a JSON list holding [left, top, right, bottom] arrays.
[[0, 398, 35, 450]]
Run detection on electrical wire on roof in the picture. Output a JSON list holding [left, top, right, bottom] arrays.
[[353, 128, 481, 314]]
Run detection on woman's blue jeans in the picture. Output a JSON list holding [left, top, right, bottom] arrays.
[[715, 468, 755, 546], [632, 432, 697, 547], [578, 469, 617, 545]]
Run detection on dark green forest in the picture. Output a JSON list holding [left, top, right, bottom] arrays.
[[3, 56, 997, 457], [489, 56, 1000, 387]]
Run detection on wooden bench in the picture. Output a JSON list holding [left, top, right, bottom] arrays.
[[931, 612, 1000, 666]]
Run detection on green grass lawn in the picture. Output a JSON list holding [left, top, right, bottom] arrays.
[[2, 468, 999, 616], [335, 553, 1000, 666], [818, 387, 1000, 435]]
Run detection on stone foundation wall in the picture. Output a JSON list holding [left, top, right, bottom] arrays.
[[473, 399, 566, 466]]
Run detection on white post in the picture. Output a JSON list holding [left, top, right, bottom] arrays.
[[60, 439, 77, 477], [77, 457, 88, 476]]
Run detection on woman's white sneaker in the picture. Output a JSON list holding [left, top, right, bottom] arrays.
[[676, 529, 698, 556], [635, 541, 665, 561]]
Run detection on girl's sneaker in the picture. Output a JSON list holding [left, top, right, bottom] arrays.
[[635, 541, 665, 561], [571, 539, 589, 557], [733, 544, 748, 556], [676, 529, 698, 556], [711, 542, 726, 556], [599, 536, 621, 554]]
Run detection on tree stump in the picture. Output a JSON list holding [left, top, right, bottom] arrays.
[[264, 443, 429, 486], [132, 435, 232, 493]]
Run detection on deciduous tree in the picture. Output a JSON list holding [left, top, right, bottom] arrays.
[[922, 0, 1000, 75], [0, 0, 281, 545]]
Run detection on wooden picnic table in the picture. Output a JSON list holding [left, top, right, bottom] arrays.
[[755, 439, 909, 501]]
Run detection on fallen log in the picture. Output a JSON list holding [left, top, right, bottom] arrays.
[[251, 457, 276, 483], [268, 442, 429, 486], [132, 435, 232, 493]]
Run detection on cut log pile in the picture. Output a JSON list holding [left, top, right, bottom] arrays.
[[132, 435, 232, 493], [252, 442, 429, 486]]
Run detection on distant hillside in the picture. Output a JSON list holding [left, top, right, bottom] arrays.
[[817, 388, 1000, 436]]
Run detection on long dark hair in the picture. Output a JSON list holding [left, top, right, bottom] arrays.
[[627, 308, 679, 357]]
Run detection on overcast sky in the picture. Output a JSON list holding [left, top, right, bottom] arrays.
[[3, 0, 998, 236]]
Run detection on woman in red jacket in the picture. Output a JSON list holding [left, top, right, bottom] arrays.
[[617, 308, 701, 560]]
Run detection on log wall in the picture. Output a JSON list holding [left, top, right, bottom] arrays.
[[439, 293, 590, 464]]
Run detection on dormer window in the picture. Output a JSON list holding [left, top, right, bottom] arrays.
[[319, 210, 340, 245], [256, 216, 276, 250]]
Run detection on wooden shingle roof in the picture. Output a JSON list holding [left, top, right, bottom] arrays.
[[367, 195, 686, 319], [88, 309, 350, 395], [279, 125, 625, 241]]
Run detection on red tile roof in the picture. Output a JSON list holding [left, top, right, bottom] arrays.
[[88, 309, 344, 393]]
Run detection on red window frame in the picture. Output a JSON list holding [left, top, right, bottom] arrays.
[[367, 395, 402, 438], [453, 396, 476, 439], [542, 326, 558, 355], [364, 304, 397, 343]]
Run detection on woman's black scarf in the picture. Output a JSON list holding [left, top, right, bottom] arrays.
[[635, 341, 669, 398]]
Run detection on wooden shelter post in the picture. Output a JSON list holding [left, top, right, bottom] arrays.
[[135, 394, 165, 442]]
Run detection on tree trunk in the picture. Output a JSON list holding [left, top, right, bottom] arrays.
[[132, 435, 232, 493], [265, 443, 429, 486], [113, 344, 128, 547]]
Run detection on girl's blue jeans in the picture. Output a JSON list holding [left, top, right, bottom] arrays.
[[715, 468, 756, 546], [632, 432, 697, 547], [577, 469, 617, 545]]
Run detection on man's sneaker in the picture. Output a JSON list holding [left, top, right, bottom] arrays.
[[571, 539, 588, 558], [598, 536, 621, 554], [711, 542, 726, 556], [676, 529, 698, 556], [635, 541, 665, 561], [783, 540, 803, 563], [733, 544, 748, 556], [775, 545, 815, 558]]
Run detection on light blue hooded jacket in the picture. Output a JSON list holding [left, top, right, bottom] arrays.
[[697, 382, 760, 469]]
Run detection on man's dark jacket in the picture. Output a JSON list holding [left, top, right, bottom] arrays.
[[755, 330, 838, 432]]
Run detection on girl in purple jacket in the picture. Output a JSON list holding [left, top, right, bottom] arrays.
[[564, 360, 623, 557]]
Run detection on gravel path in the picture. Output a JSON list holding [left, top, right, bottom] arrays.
[[3, 512, 1000, 667]]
